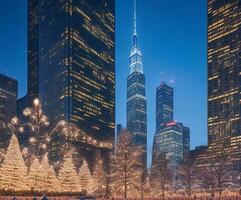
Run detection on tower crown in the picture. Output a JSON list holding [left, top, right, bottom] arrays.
[[129, 0, 143, 74]]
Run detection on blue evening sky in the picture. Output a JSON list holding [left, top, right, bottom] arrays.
[[0, 0, 207, 166]]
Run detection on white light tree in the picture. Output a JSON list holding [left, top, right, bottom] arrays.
[[22, 98, 50, 164], [58, 153, 81, 193], [79, 159, 92, 193], [110, 131, 143, 199], [41, 153, 60, 192], [0, 134, 29, 191], [92, 156, 107, 197], [28, 158, 46, 192]]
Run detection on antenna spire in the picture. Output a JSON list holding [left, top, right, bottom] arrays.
[[134, 0, 137, 35]]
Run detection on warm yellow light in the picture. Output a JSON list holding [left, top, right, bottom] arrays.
[[33, 98, 40, 107]]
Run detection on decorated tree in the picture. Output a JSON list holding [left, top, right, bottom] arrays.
[[0, 134, 29, 191], [92, 157, 107, 196], [176, 155, 197, 196], [41, 153, 60, 192], [58, 154, 81, 193], [110, 131, 143, 198], [151, 150, 171, 198], [206, 137, 238, 197], [28, 158, 46, 192], [141, 172, 151, 198], [79, 160, 92, 193], [22, 98, 50, 163]]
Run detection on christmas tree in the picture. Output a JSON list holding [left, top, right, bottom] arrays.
[[92, 157, 106, 196], [41, 153, 60, 192], [79, 160, 92, 193], [58, 154, 81, 193], [0, 134, 29, 191], [28, 158, 47, 192], [110, 131, 143, 198]]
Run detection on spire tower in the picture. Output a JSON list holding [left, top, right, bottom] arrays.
[[127, 0, 147, 167]]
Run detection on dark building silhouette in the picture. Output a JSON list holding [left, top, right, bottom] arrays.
[[126, 0, 147, 166], [183, 126, 190, 158], [116, 124, 123, 138], [0, 74, 18, 123], [156, 82, 173, 131], [28, 0, 39, 105], [208, 0, 241, 170], [17, 95, 28, 122], [0, 74, 18, 148], [28, 0, 115, 162]]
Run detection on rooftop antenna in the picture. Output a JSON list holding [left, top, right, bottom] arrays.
[[134, 0, 137, 36]]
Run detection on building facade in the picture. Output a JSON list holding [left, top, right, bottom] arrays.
[[156, 82, 173, 131], [28, 0, 115, 161], [28, 0, 39, 106], [17, 95, 28, 123], [0, 74, 18, 148], [208, 0, 241, 170], [152, 122, 187, 172], [126, 0, 147, 165]]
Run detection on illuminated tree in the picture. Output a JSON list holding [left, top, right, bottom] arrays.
[[206, 137, 238, 197], [0, 134, 29, 191], [110, 131, 143, 198], [41, 153, 60, 192], [141, 172, 151, 198], [58, 153, 81, 193], [79, 160, 92, 193], [176, 156, 197, 196], [92, 157, 107, 196], [23, 98, 50, 162], [151, 150, 171, 198], [28, 158, 46, 192]]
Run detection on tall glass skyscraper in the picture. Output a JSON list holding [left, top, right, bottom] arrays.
[[126, 0, 147, 165], [208, 0, 241, 168], [0, 74, 18, 148], [156, 82, 173, 131], [28, 0, 115, 157]]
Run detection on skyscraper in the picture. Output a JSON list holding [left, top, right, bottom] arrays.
[[208, 0, 241, 167], [156, 82, 173, 131], [152, 122, 188, 173], [28, 0, 115, 157], [0, 74, 18, 123], [126, 0, 147, 165], [0, 74, 18, 148], [28, 0, 39, 106]]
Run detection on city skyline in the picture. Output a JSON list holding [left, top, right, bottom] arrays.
[[0, 0, 207, 166]]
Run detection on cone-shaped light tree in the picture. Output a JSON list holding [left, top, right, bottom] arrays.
[[41, 153, 60, 192], [0, 134, 29, 191], [28, 158, 47, 192], [58, 153, 81, 193], [79, 159, 92, 193]]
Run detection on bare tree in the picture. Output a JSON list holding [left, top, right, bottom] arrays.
[[151, 150, 171, 197], [110, 130, 144, 198], [206, 137, 238, 197], [198, 168, 215, 196], [176, 155, 197, 196]]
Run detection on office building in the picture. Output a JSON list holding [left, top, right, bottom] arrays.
[[152, 122, 187, 172], [208, 0, 241, 170], [28, 0, 115, 161], [126, 0, 147, 165], [17, 95, 28, 122], [156, 82, 173, 131], [0, 74, 18, 148]]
